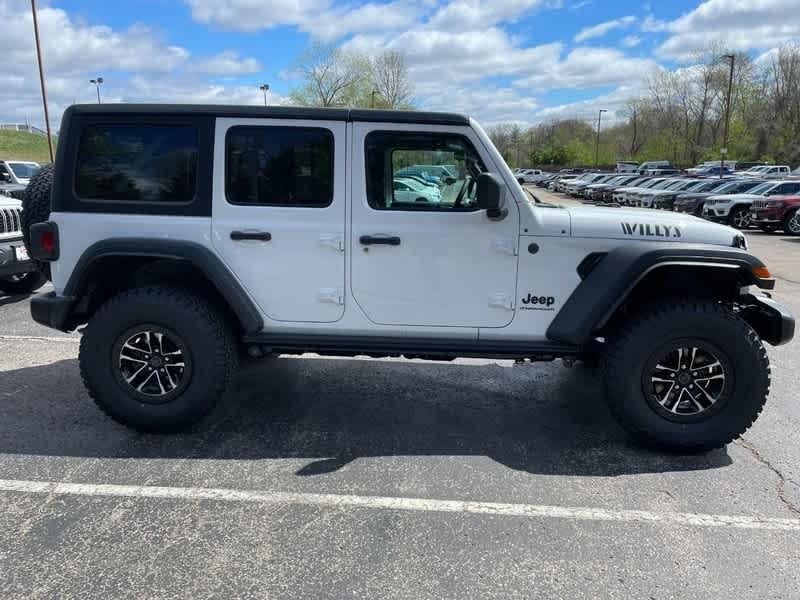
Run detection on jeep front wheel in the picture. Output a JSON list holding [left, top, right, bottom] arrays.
[[603, 301, 769, 452], [728, 205, 751, 229], [80, 285, 239, 432]]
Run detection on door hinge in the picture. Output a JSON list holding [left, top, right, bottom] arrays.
[[318, 288, 345, 305], [488, 293, 514, 310], [320, 234, 345, 252], [491, 238, 518, 256]]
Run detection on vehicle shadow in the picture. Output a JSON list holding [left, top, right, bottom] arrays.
[[0, 356, 732, 477], [0, 292, 31, 307]]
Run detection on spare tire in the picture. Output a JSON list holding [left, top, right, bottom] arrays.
[[21, 163, 54, 280]]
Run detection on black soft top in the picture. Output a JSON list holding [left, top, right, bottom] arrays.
[[65, 104, 470, 126]]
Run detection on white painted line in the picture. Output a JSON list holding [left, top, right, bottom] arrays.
[[1, 478, 798, 531], [0, 335, 79, 343]]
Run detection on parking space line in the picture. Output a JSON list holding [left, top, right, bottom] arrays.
[[0, 335, 79, 343], [1, 478, 799, 531]]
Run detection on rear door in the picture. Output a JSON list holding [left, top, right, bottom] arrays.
[[211, 118, 346, 323]]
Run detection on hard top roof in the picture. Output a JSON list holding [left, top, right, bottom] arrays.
[[66, 104, 471, 126]]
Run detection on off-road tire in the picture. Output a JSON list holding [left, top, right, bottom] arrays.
[[603, 301, 770, 453], [20, 163, 54, 280], [79, 285, 239, 432], [0, 271, 48, 295], [783, 208, 800, 237], [728, 205, 751, 229]]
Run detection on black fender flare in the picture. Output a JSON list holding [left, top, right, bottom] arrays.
[[63, 238, 263, 334], [546, 244, 774, 345]]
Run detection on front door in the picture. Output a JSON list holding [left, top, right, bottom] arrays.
[[350, 125, 519, 328], [212, 118, 346, 323]]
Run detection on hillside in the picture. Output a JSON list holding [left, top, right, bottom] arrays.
[[0, 129, 54, 163]]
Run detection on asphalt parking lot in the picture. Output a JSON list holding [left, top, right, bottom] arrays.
[[1, 198, 799, 598]]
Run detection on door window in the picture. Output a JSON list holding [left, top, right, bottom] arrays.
[[365, 131, 486, 211], [226, 126, 333, 207]]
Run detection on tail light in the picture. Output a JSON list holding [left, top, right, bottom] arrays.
[[29, 221, 60, 261]]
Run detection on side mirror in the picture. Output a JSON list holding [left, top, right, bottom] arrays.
[[0, 173, 10, 183], [444, 177, 457, 185], [476, 173, 507, 220]]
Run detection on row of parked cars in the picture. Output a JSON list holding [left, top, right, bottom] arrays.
[[532, 166, 800, 235]]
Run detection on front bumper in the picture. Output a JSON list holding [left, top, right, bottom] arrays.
[[0, 237, 37, 278], [703, 205, 732, 221], [30, 291, 78, 331], [740, 295, 795, 346]]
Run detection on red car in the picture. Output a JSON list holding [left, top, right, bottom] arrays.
[[750, 195, 800, 235]]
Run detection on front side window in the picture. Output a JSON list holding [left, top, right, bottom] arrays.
[[226, 126, 333, 207], [76, 125, 198, 203], [365, 131, 486, 211]]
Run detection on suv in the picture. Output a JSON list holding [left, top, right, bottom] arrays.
[[22, 104, 794, 452], [750, 195, 800, 235], [0, 191, 48, 294], [703, 180, 800, 229], [0, 159, 41, 186]]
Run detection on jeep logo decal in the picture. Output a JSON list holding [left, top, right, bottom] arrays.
[[621, 222, 682, 238], [520, 294, 556, 311]]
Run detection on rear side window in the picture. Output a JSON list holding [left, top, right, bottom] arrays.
[[75, 125, 198, 203], [226, 126, 333, 207]]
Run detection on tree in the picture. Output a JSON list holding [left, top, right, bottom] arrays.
[[371, 50, 414, 109], [289, 44, 371, 108]]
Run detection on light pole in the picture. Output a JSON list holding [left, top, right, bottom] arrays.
[[259, 84, 270, 106], [30, 0, 54, 162], [595, 109, 607, 168], [89, 77, 104, 104], [720, 54, 735, 179]]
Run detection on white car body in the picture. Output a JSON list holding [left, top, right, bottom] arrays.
[[741, 165, 790, 180], [393, 177, 441, 203]]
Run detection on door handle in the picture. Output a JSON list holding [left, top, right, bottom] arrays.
[[230, 230, 272, 242], [359, 235, 401, 246]]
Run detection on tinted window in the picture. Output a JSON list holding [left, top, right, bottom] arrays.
[[226, 126, 333, 207], [76, 125, 198, 203], [365, 131, 486, 211]]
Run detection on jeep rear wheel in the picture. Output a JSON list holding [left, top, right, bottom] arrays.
[[80, 285, 239, 432], [783, 209, 800, 236], [603, 301, 770, 452]]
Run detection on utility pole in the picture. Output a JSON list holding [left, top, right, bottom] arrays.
[[595, 109, 607, 168], [720, 54, 735, 179], [259, 84, 269, 106], [89, 77, 104, 103], [30, 0, 54, 162]]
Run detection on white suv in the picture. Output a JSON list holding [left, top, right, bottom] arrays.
[[21, 104, 794, 452], [703, 180, 800, 228]]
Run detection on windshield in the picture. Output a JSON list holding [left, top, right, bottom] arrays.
[[8, 162, 41, 179], [683, 180, 710, 192], [748, 182, 774, 195]]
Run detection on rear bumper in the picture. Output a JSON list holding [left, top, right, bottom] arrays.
[[30, 291, 77, 332], [0, 237, 37, 278], [740, 295, 795, 346]]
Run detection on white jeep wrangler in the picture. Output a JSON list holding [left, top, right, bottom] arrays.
[[24, 105, 794, 452]]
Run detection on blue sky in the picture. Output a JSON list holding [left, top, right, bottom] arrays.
[[1, 0, 797, 127]]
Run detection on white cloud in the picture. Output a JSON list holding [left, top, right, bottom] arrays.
[[514, 47, 660, 91], [621, 35, 642, 48], [574, 15, 636, 43], [185, 0, 423, 41], [426, 0, 544, 31], [189, 51, 262, 76], [422, 87, 539, 126], [656, 0, 800, 60], [533, 83, 645, 124]]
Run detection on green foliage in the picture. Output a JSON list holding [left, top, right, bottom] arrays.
[[0, 130, 54, 163]]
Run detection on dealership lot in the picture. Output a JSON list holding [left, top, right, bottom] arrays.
[[1, 211, 799, 597]]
